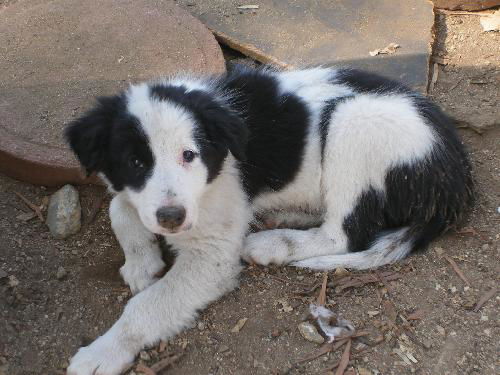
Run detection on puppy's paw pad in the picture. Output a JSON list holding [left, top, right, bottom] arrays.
[[67, 339, 134, 375], [242, 232, 289, 266], [120, 257, 166, 295]]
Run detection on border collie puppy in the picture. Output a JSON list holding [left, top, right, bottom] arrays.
[[65, 65, 473, 374]]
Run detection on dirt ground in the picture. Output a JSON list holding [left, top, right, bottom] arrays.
[[0, 10, 499, 375]]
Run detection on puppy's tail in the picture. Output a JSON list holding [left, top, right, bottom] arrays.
[[291, 227, 413, 270]]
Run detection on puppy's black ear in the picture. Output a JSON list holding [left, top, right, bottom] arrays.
[[201, 105, 248, 161], [183, 90, 247, 161], [65, 95, 123, 175]]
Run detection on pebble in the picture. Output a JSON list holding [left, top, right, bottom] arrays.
[[8, 275, 19, 287], [358, 367, 373, 375], [271, 329, 281, 338], [436, 325, 446, 336], [231, 318, 248, 333], [197, 321, 206, 331], [298, 322, 324, 344], [219, 345, 230, 353], [422, 339, 432, 349], [139, 351, 150, 361], [46, 185, 81, 239], [0, 269, 7, 279], [481, 243, 490, 251], [56, 266, 67, 280]]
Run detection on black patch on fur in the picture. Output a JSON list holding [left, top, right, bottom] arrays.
[[335, 68, 412, 94], [65, 95, 154, 191], [150, 85, 248, 183], [221, 65, 310, 198], [338, 69, 474, 253], [319, 96, 354, 161]]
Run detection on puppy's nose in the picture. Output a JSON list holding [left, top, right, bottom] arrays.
[[156, 206, 186, 229]]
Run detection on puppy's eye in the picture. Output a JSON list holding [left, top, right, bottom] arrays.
[[183, 150, 197, 163], [129, 157, 144, 169]]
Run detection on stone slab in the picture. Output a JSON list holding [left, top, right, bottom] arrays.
[[178, 0, 434, 91], [0, 0, 225, 186], [433, 0, 500, 11]]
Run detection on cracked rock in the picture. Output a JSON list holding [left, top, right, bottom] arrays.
[[46, 185, 81, 239]]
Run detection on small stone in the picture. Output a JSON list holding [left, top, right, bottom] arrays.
[[197, 321, 206, 331], [139, 351, 150, 361], [46, 185, 81, 239], [483, 328, 491, 336], [358, 367, 372, 375], [56, 266, 67, 280], [436, 325, 446, 336], [8, 275, 19, 287], [158, 340, 167, 353], [219, 345, 230, 353], [0, 269, 7, 279], [231, 318, 248, 333], [298, 322, 324, 344], [422, 339, 432, 349], [334, 267, 350, 277], [271, 329, 281, 338], [296, 275, 304, 281], [481, 244, 490, 251], [480, 315, 488, 321], [434, 247, 444, 255], [450, 286, 457, 293], [367, 310, 380, 317], [277, 299, 293, 313]]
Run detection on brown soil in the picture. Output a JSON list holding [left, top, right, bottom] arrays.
[[0, 10, 499, 375]]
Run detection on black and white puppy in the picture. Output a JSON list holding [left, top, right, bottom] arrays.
[[65, 65, 473, 374]]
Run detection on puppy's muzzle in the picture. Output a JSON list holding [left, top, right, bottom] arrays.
[[156, 206, 186, 230]]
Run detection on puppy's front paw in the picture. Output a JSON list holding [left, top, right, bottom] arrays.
[[242, 231, 290, 266], [67, 335, 134, 375], [120, 254, 166, 295]]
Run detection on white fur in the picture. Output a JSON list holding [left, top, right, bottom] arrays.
[[68, 68, 438, 374]]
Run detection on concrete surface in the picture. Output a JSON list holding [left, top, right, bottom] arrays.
[[177, 0, 435, 91]]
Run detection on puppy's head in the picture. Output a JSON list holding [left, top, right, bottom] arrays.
[[66, 81, 247, 235]]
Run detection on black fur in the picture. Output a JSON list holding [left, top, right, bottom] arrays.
[[150, 84, 248, 183], [65, 95, 154, 191], [222, 65, 310, 198], [336, 69, 474, 252]]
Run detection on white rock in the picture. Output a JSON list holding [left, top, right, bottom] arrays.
[[56, 266, 67, 280], [46, 185, 81, 239], [139, 351, 150, 361], [298, 322, 324, 344]]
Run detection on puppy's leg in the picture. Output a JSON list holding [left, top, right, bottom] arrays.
[[67, 245, 241, 375], [110, 194, 165, 294], [242, 225, 347, 266]]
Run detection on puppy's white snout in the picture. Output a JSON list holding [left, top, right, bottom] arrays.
[[156, 205, 186, 229]]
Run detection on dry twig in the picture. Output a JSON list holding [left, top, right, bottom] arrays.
[[317, 272, 328, 305], [443, 255, 472, 286], [14, 192, 44, 222], [333, 271, 403, 292], [474, 287, 498, 312], [136, 363, 156, 375], [334, 339, 351, 375]]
